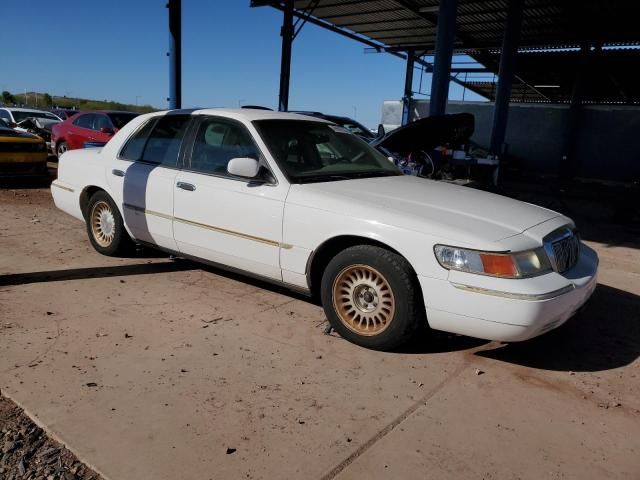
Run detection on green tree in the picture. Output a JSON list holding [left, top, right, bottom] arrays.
[[2, 91, 16, 105], [43, 93, 53, 107]]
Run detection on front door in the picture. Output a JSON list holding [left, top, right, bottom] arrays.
[[92, 113, 116, 145], [106, 114, 192, 251], [69, 113, 95, 149], [173, 116, 288, 280]]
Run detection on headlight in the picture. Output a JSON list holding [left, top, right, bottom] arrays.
[[434, 245, 551, 278]]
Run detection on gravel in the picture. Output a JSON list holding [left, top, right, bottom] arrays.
[[0, 394, 102, 480]]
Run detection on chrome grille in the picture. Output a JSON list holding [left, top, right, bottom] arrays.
[[544, 228, 580, 273]]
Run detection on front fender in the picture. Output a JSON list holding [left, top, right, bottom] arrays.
[[281, 203, 448, 282]]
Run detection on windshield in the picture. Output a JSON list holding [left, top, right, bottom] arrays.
[[107, 112, 138, 129], [254, 120, 401, 183], [12, 111, 60, 122]]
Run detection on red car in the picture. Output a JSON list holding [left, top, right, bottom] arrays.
[[51, 110, 139, 157]]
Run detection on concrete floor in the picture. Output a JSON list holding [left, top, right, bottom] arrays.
[[0, 185, 639, 480]]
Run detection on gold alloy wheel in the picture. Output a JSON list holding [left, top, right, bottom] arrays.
[[332, 264, 396, 336], [90, 201, 116, 247]]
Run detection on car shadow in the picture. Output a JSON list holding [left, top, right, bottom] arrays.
[[0, 260, 198, 287], [395, 330, 490, 354], [476, 284, 640, 372]]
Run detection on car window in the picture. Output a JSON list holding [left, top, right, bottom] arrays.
[[119, 118, 157, 161], [107, 113, 137, 129], [73, 114, 94, 129], [94, 114, 112, 131], [189, 117, 259, 176], [140, 114, 190, 167], [0, 110, 10, 121]]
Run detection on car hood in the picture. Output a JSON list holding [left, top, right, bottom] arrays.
[[370, 113, 474, 154], [17, 117, 60, 132], [288, 175, 563, 247]]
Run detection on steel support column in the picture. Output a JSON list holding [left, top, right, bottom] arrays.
[[168, 0, 182, 109], [278, 0, 294, 111], [402, 50, 415, 125], [489, 0, 523, 156], [429, 0, 458, 117], [561, 44, 590, 182]]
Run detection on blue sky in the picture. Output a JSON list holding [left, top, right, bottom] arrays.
[[1, 0, 485, 128]]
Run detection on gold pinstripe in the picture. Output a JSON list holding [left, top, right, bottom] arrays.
[[123, 203, 293, 249]]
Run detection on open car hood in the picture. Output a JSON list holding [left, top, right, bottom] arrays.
[[370, 113, 474, 154], [17, 117, 60, 132]]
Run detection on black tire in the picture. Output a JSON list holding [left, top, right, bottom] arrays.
[[320, 245, 425, 351], [56, 141, 68, 158], [85, 191, 134, 256]]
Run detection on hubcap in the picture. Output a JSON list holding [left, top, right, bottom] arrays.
[[90, 201, 116, 247], [332, 264, 395, 336], [58, 143, 67, 155]]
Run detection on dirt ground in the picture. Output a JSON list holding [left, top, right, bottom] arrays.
[[0, 181, 639, 480]]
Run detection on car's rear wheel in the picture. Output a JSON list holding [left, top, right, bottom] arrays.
[[56, 141, 68, 157], [86, 191, 133, 256], [320, 245, 424, 350]]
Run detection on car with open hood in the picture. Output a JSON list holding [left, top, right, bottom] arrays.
[[0, 108, 62, 153], [50, 109, 598, 350]]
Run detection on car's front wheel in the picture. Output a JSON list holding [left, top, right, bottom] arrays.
[[56, 141, 68, 158], [85, 191, 133, 256], [320, 245, 425, 350]]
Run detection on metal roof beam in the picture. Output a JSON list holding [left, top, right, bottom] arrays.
[[253, 0, 490, 101]]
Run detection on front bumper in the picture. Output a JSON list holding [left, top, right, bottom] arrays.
[[0, 160, 48, 177], [419, 244, 599, 342]]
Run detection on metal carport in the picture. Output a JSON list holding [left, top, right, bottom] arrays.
[[167, 1, 640, 178]]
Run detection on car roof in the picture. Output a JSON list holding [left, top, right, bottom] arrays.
[[161, 108, 333, 123], [83, 110, 139, 115], [1, 107, 54, 113]]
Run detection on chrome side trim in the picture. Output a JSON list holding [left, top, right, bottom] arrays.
[[451, 283, 575, 301], [123, 203, 293, 249], [123, 203, 173, 221], [51, 181, 74, 193]]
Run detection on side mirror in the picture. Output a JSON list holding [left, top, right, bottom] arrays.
[[227, 157, 260, 179], [377, 124, 386, 138], [100, 127, 114, 135]]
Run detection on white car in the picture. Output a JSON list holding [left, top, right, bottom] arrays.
[[51, 109, 598, 350]]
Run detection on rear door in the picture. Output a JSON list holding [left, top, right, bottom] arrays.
[[106, 114, 192, 251], [173, 115, 288, 280]]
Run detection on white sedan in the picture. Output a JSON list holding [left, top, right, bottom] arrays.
[[51, 109, 598, 350]]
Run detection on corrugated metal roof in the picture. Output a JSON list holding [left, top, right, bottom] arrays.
[[274, 0, 640, 51], [253, 0, 640, 104], [469, 48, 640, 104]]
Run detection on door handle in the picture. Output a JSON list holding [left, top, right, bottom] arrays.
[[112, 169, 125, 177], [176, 182, 196, 191]]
